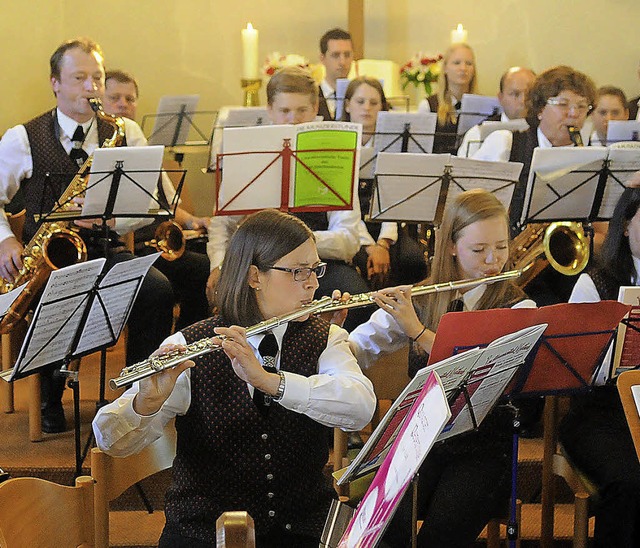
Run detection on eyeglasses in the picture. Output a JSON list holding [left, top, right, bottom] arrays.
[[268, 262, 327, 281], [546, 97, 592, 113]]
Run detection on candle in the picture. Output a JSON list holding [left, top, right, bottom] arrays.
[[450, 23, 468, 44], [241, 22, 259, 79]]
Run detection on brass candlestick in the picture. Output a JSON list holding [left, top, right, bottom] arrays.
[[241, 78, 262, 106]]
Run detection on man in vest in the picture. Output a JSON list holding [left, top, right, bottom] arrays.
[[317, 28, 354, 121], [0, 38, 174, 433]]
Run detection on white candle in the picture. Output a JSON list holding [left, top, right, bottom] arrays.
[[450, 23, 468, 44], [241, 22, 259, 79]]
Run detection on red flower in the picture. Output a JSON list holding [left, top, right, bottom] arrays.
[[266, 66, 276, 76]]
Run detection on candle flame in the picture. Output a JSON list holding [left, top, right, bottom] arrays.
[[457, 23, 464, 32], [247, 22, 254, 30]]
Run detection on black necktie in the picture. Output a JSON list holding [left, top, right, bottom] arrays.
[[69, 125, 89, 168], [447, 298, 465, 313], [253, 333, 279, 415]]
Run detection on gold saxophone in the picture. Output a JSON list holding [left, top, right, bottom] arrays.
[[0, 98, 125, 334]]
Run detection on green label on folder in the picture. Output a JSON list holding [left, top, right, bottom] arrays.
[[293, 129, 357, 207]]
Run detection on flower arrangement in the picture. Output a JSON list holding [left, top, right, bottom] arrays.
[[263, 52, 310, 77], [399, 53, 443, 97]]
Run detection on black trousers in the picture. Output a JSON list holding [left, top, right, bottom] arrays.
[[139, 248, 211, 330], [158, 527, 319, 548], [559, 386, 640, 548]]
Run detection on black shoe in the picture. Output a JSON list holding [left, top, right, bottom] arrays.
[[41, 403, 67, 434], [347, 432, 364, 450]]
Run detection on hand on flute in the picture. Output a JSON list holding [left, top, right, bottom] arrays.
[[134, 344, 195, 416]]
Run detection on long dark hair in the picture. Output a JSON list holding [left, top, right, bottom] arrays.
[[215, 210, 314, 326], [599, 187, 640, 286]]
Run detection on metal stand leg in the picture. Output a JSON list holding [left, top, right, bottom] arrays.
[[508, 406, 520, 548]]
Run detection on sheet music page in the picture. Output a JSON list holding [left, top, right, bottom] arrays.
[[12, 259, 106, 378], [607, 120, 640, 144], [337, 348, 480, 485], [335, 78, 350, 120], [598, 147, 640, 219], [458, 94, 502, 136], [448, 157, 523, 210], [478, 119, 529, 141], [0, 284, 27, 320], [217, 125, 292, 212], [522, 147, 609, 225], [632, 385, 640, 418], [374, 111, 437, 154], [84, 145, 165, 217], [438, 323, 546, 441], [75, 253, 161, 355], [293, 121, 360, 209], [359, 146, 376, 179], [148, 94, 200, 146], [337, 372, 450, 548], [371, 152, 451, 222]]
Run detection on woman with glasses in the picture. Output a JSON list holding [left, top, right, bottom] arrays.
[[93, 209, 376, 548], [474, 65, 596, 304], [348, 189, 535, 547]]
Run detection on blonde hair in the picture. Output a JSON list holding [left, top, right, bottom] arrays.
[[436, 43, 477, 126], [266, 66, 318, 105], [415, 189, 524, 332]]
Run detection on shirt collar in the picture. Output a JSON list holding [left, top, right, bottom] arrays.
[[500, 112, 510, 122], [56, 108, 94, 141], [537, 127, 553, 148], [247, 323, 287, 356], [455, 283, 488, 311], [320, 80, 335, 98]]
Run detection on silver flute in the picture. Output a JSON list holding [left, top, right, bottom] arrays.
[[109, 269, 521, 390]]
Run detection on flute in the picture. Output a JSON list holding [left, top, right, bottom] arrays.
[[109, 269, 522, 390]]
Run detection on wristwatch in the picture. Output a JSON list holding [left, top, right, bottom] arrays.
[[273, 371, 286, 401]]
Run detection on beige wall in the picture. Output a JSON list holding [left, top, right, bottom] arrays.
[[1, 0, 638, 214]]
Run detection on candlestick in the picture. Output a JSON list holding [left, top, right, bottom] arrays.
[[241, 22, 259, 79], [450, 23, 468, 44], [241, 78, 262, 106]]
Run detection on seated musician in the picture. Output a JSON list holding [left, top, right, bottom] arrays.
[[558, 186, 640, 548], [473, 65, 597, 304], [93, 209, 376, 548], [341, 76, 428, 288], [103, 69, 211, 328], [0, 38, 174, 433], [206, 66, 370, 331], [588, 85, 630, 146], [417, 43, 477, 154], [348, 189, 535, 548]]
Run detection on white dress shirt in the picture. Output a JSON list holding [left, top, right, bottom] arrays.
[[349, 283, 536, 369], [0, 109, 171, 243], [320, 80, 337, 119], [93, 322, 376, 457], [458, 112, 511, 158], [471, 126, 557, 163]]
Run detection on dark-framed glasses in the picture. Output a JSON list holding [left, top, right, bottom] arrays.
[[546, 97, 592, 114], [268, 262, 327, 281]]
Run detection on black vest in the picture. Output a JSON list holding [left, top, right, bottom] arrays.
[[628, 96, 639, 122], [428, 95, 459, 155], [22, 110, 124, 245], [317, 87, 334, 121], [508, 125, 539, 235], [294, 211, 329, 232], [166, 315, 333, 543]]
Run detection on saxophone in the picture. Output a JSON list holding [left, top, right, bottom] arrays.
[[0, 98, 125, 334]]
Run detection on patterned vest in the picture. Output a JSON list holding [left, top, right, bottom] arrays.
[[22, 110, 119, 243], [508, 125, 539, 235], [166, 315, 333, 543], [586, 266, 621, 301]]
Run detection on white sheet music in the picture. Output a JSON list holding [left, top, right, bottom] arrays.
[[607, 120, 640, 144], [375, 111, 437, 154], [458, 94, 502, 136], [84, 145, 165, 217], [478, 119, 529, 141], [359, 146, 376, 179], [522, 147, 611, 224], [0, 284, 27, 321], [75, 253, 160, 354], [148, 95, 200, 146], [335, 78, 350, 120], [599, 147, 640, 218], [12, 259, 106, 378]]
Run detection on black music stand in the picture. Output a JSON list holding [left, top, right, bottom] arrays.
[[0, 255, 157, 477]]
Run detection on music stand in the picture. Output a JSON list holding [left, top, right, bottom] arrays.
[[214, 121, 360, 216], [457, 93, 502, 136], [430, 301, 630, 547], [0, 254, 159, 477], [374, 111, 437, 154], [369, 152, 523, 224]]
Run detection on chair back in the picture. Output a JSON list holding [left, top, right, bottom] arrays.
[[0, 475, 94, 547], [91, 420, 177, 548]]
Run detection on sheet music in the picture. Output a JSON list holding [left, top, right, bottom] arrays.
[[84, 145, 165, 217], [0, 284, 27, 321], [337, 349, 481, 485], [632, 385, 640, 418], [359, 146, 376, 179], [598, 147, 640, 219], [337, 372, 450, 548], [478, 119, 529, 141], [75, 253, 161, 354], [438, 323, 547, 441], [148, 95, 200, 146], [374, 111, 437, 154], [458, 94, 502, 136], [521, 147, 610, 225], [335, 78, 350, 120], [607, 120, 640, 144], [12, 259, 106, 378], [447, 156, 523, 210]]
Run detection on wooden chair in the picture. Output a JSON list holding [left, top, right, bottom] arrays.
[[540, 395, 594, 548], [0, 475, 94, 547], [91, 420, 177, 548]]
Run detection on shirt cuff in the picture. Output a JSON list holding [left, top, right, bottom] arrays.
[[277, 371, 310, 412]]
